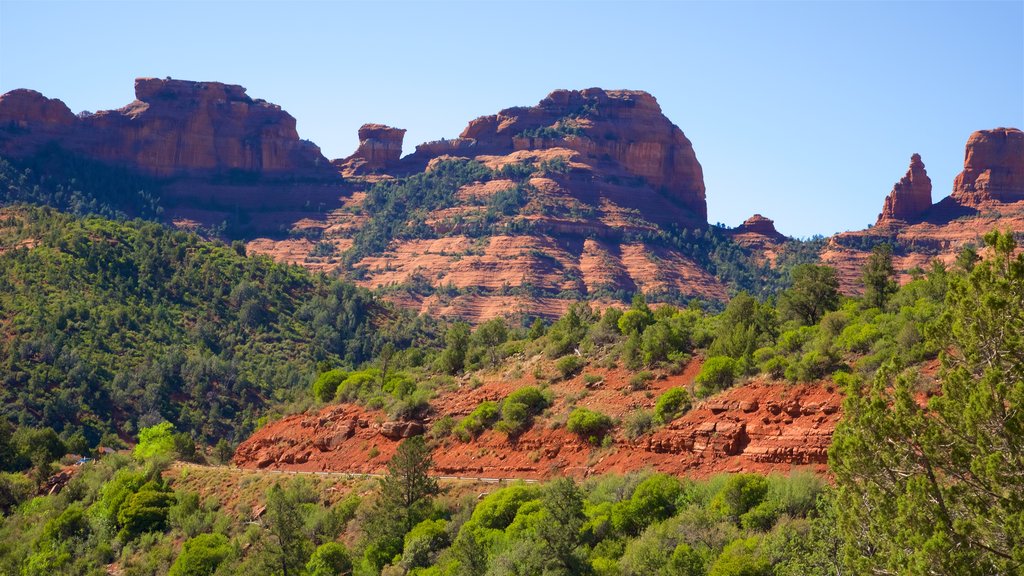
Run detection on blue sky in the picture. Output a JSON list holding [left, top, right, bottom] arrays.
[[1, 1, 1021, 237]]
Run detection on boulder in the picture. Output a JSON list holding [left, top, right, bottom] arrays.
[[379, 420, 425, 440]]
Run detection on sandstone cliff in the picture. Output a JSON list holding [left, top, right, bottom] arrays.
[[951, 128, 1024, 205], [0, 77, 332, 179]]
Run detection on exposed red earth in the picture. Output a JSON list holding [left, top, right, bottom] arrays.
[[234, 359, 841, 480]]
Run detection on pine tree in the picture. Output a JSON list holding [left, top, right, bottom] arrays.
[[861, 243, 897, 309], [830, 230, 1024, 574]]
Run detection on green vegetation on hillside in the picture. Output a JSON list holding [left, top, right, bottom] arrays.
[[0, 206, 434, 449]]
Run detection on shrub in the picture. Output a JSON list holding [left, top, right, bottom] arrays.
[[454, 401, 500, 441], [496, 387, 550, 437], [623, 411, 654, 441], [566, 408, 613, 443], [306, 542, 352, 576], [695, 356, 738, 398], [629, 371, 654, 391], [555, 355, 584, 379], [653, 388, 691, 424], [169, 533, 233, 576]]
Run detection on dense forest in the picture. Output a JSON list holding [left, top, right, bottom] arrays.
[[0, 206, 437, 449]]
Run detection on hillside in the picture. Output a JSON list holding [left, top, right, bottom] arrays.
[[0, 206, 429, 445]]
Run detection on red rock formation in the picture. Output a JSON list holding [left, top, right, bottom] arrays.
[[878, 153, 932, 223], [734, 214, 785, 240], [336, 123, 406, 175], [0, 89, 76, 131], [0, 77, 331, 179], [951, 128, 1024, 205], [453, 88, 706, 222]]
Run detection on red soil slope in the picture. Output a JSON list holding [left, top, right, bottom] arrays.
[[234, 360, 841, 480]]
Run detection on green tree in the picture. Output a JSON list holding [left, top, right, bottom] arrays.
[[861, 243, 897, 309], [831, 230, 1024, 574], [134, 422, 177, 460], [538, 477, 585, 572], [777, 264, 840, 326], [440, 322, 470, 374], [263, 483, 313, 576], [377, 436, 439, 534]]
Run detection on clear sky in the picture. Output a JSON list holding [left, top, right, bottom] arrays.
[[1, 1, 1022, 237]]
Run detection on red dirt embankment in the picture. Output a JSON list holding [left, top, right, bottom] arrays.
[[234, 362, 841, 480]]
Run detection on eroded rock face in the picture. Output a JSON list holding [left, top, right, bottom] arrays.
[[952, 128, 1024, 205], [878, 153, 932, 223], [337, 123, 406, 175], [735, 214, 785, 240], [454, 88, 707, 221], [0, 89, 76, 131], [0, 77, 331, 179]]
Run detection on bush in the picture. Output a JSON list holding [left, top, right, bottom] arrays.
[[555, 355, 584, 379], [566, 408, 613, 443], [629, 371, 654, 391], [169, 533, 232, 576], [305, 542, 352, 576], [454, 401, 500, 441], [312, 369, 348, 402], [0, 471, 34, 513], [695, 356, 738, 397], [653, 388, 691, 424], [623, 411, 654, 441]]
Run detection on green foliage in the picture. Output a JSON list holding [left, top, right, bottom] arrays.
[[345, 158, 493, 264], [454, 401, 500, 441], [611, 474, 684, 536], [555, 354, 585, 379], [567, 408, 613, 442], [695, 356, 738, 397], [654, 387, 692, 424], [623, 410, 655, 441], [709, 292, 777, 363], [262, 482, 314, 576], [777, 264, 840, 326], [376, 436, 439, 534], [0, 472, 33, 513], [168, 533, 232, 576], [830, 230, 1024, 574], [439, 322, 470, 374], [312, 369, 348, 403], [496, 387, 550, 437], [711, 474, 769, 525], [861, 243, 897, 309], [117, 480, 176, 540], [306, 541, 352, 576], [0, 149, 163, 220], [0, 207, 416, 444], [134, 422, 177, 460]]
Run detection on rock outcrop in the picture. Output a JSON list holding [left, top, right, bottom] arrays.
[[734, 214, 785, 240], [452, 88, 707, 222], [951, 128, 1024, 205], [878, 153, 932, 223], [337, 123, 406, 175], [0, 77, 331, 179]]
